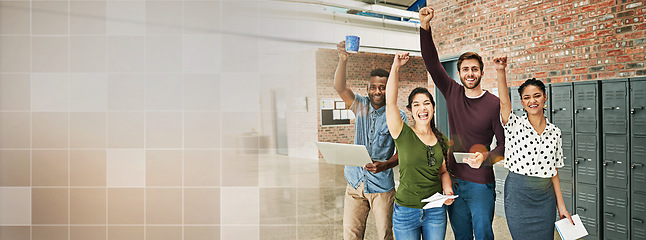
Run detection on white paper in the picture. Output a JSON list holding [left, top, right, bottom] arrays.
[[333, 110, 341, 120], [341, 110, 349, 119], [335, 101, 346, 109], [555, 214, 588, 240], [421, 192, 459, 209], [322, 99, 334, 110]]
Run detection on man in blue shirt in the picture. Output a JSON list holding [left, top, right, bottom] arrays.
[[334, 41, 408, 240]]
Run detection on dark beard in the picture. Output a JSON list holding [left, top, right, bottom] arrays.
[[461, 77, 481, 89]]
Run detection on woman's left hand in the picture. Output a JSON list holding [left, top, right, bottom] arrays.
[[443, 191, 455, 205], [559, 208, 574, 225]]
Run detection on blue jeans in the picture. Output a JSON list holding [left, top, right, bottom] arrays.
[[447, 178, 496, 240], [392, 203, 447, 240]]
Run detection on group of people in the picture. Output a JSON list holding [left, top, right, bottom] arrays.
[[334, 6, 574, 240]]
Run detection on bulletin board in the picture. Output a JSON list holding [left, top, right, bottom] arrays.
[[320, 99, 354, 126]]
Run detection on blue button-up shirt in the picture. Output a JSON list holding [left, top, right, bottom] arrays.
[[345, 94, 408, 193]]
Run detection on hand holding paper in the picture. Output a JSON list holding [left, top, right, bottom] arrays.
[[555, 214, 588, 240], [421, 192, 459, 209]]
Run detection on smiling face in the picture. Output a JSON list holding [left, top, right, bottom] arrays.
[[409, 93, 435, 125], [458, 59, 483, 89], [520, 85, 547, 116], [367, 76, 388, 108]]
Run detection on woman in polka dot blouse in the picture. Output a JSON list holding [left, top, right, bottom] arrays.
[[494, 56, 574, 239]]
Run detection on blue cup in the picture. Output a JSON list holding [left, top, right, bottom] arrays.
[[345, 35, 360, 53]]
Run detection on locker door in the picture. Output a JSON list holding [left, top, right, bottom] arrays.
[[632, 191, 646, 240], [602, 80, 628, 134], [494, 163, 507, 217], [604, 188, 629, 240], [551, 85, 573, 132], [560, 132, 575, 182], [545, 85, 552, 121], [632, 136, 646, 191], [576, 134, 598, 185], [631, 80, 646, 135], [561, 181, 575, 214], [574, 82, 599, 133], [510, 86, 525, 117], [576, 183, 599, 238], [603, 135, 629, 189]]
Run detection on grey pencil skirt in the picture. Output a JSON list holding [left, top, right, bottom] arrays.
[[504, 171, 556, 240]]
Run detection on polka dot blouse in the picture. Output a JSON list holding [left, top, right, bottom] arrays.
[[502, 112, 564, 178]]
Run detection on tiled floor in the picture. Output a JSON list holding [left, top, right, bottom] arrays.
[[257, 153, 562, 239]]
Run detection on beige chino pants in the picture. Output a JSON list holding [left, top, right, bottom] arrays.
[[343, 182, 395, 240]]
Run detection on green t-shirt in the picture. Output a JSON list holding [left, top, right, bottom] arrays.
[[394, 124, 448, 209]]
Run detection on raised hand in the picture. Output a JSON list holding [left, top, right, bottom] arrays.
[[493, 55, 508, 71], [337, 41, 351, 61], [393, 52, 410, 68], [419, 7, 435, 30]]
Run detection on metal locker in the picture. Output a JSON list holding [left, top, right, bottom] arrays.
[[509, 86, 525, 117], [576, 133, 598, 185], [604, 187, 629, 240], [551, 83, 574, 132], [574, 82, 599, 133], [494, 163, 507, 217], [561, 180, 575, 215], [560, 132, 575, 182], [546, 85, 552, 121], [602, 79, 629, 134], [495, 192, 505, 218], [632, 136, 646, 192], [631, 78, 646, 136], [603, 135, 629, 189], [632, 191, 646, 240], [576, 183, 599, 239]]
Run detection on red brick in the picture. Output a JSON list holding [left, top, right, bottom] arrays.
[[599, 72, 616, 78], [597, 29, 614, 36], [573, 68, 588, 74], [607, 64, 625, 71], [573, 40, 590, 47], [558, 17, 573, 25], [539, 40, 553, 46], [581, 5, 596, 12], [534, 72, 548, 78], [616, 55, 633, 62], [578, 32, 595, 39], [597, 0, 615, 8], [607, 49, 624, 56]]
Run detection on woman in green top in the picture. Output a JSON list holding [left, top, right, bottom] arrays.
[[385, 51, 454, 240]]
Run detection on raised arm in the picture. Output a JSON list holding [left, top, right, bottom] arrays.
[[386, 52, 410, 139], [334, 41, 356, 107], [419, 6, 454, 95], [494, 56, 511, 124]]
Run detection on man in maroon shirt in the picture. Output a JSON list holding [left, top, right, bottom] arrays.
[[419, 6, 505, 240]]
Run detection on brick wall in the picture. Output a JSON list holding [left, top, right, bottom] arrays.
[[316, 49, 431, 144], [426, 0, 645, 88]]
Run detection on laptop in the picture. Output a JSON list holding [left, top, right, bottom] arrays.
[[316, 142, 373, 167]]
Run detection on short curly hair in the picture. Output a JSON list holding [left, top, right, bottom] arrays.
[[370, 69, 389, 78]]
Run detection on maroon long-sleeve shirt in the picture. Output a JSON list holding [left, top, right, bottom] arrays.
[[420, 27, 505, 184]]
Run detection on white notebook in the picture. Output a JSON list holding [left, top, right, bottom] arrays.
[[555, 214, 588, 240]]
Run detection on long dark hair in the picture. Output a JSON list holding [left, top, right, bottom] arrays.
[[406, 87, 448, 161]]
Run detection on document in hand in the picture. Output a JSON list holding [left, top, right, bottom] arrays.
[[420, 192, 459, 209], [555, 214, 588, 240]]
